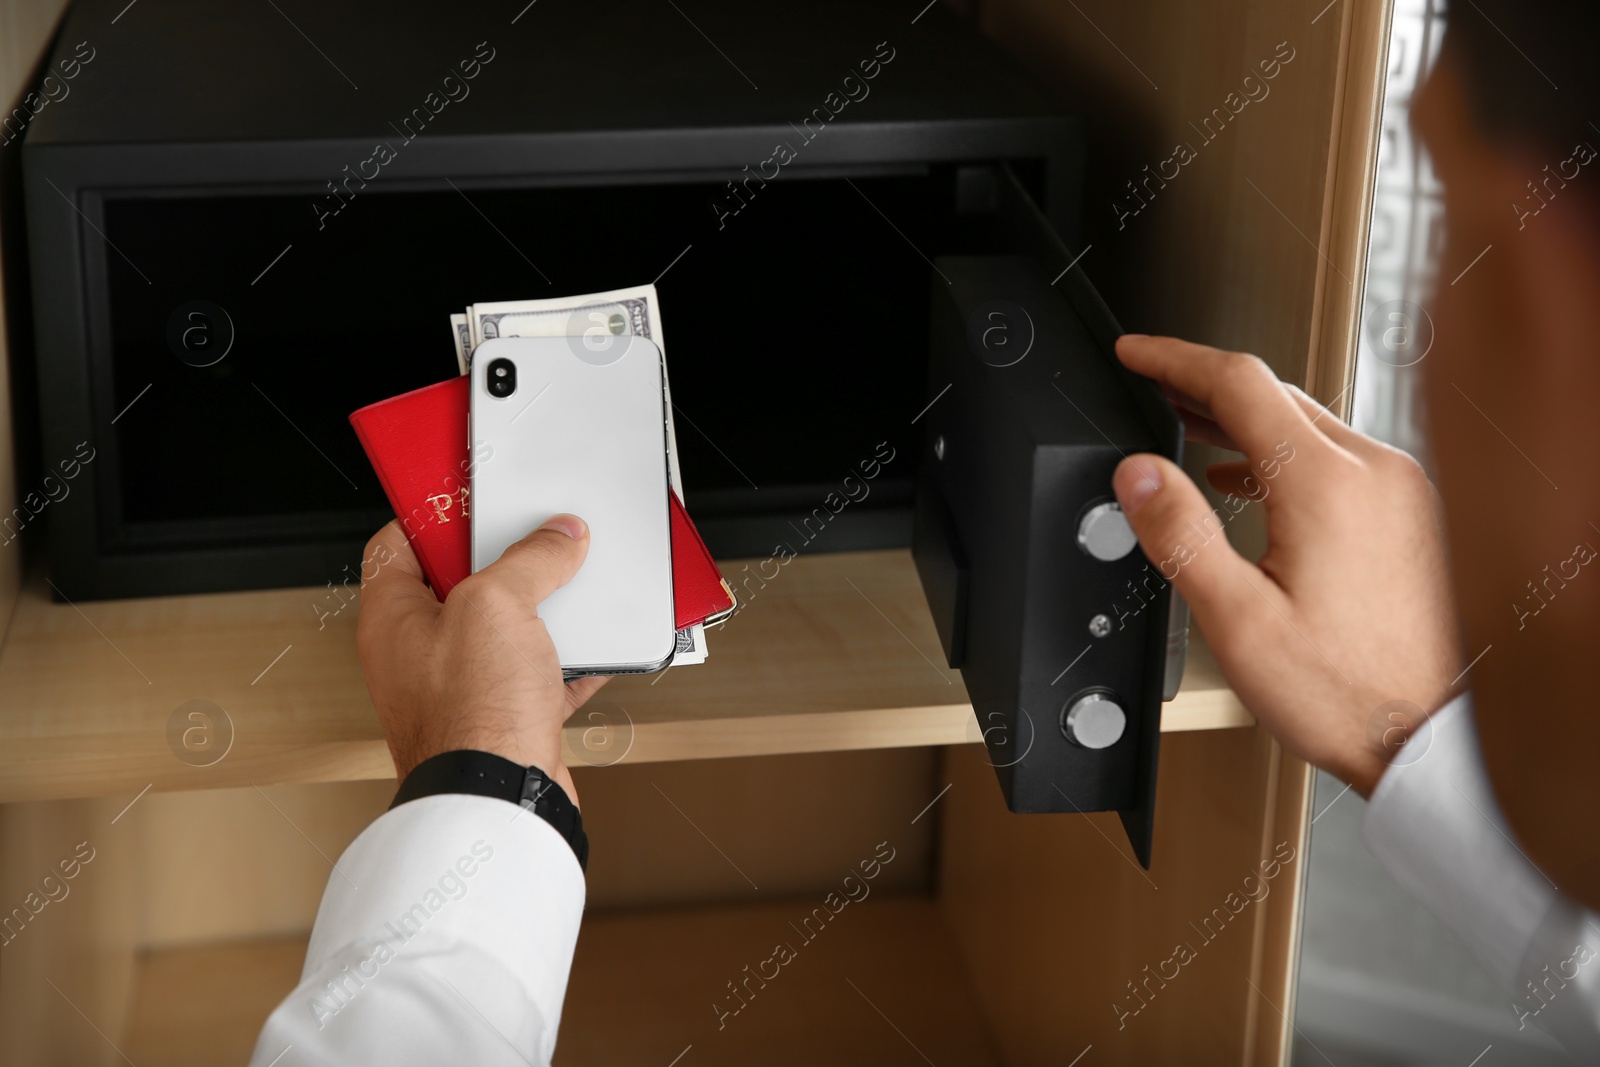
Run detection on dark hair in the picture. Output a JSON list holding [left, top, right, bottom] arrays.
[[1442, 2, 1599, 160]]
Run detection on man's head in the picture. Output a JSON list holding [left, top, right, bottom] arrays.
[[1412, 2, 1600, 906]]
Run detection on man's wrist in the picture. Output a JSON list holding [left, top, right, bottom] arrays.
[[389, 732, 564, 787], [1345, 702, 1440, 799], [1347, 756, 1387, 800], [390, 750, 588, 871]]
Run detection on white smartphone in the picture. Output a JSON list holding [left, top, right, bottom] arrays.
[[469, 334, 676, 676]]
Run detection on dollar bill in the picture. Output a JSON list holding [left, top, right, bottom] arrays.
[[450, 313, 469, 375], [453, 284, 705, 665], [472, 299, 645, 351]]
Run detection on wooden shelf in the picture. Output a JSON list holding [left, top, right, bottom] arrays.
[[122, 895, 998, 1067], [0, 549, 1249, 804]]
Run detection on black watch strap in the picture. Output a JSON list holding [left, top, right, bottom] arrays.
[[391, 750, 588, 872]]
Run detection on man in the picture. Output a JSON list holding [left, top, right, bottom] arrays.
[[251, 4, 1600, 1061]]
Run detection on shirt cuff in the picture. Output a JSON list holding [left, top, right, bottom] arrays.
[[1362, 692, 1557, 988]]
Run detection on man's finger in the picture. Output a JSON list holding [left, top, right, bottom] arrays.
[[476, 514, 592, 610], [566, 675, 611, 711], [1282, 385, 1372, 454], [1205, 461, 1263, 499], [356, 521, 439, 635], [1158, 382, 1217, 424], [1111, 453, 1269, 629], [1116, 334, 1325, 467], [1178, 408, 1242, 451], [356, 524, 441, 668]]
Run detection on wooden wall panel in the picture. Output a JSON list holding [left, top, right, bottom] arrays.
[[1305, 0, 1392, 419], [1245, 754, 1315, 1063], [0, 0, 70, 636], [573, 746, 938, 913], [0, 796, 140, 1067], [1, 5, 111, 1064], [977, 0, 1353, 384], [937, 727, 1305, 1066], [130, 780, 395, 950]]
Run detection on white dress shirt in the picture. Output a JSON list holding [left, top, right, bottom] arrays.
[[1364, 693, 1600, 1057], [248, 793, 585, 1066]]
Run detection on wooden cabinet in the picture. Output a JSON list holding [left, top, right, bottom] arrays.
[[0, 0, 1388, 1063]]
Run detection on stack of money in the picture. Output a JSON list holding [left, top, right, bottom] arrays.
[[448, 284, 708, 665]]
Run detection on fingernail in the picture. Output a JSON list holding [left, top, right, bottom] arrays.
[[1120, 333, 1149, 341], [539, 514, 587, 539], [1114, 458, 1162, 514]]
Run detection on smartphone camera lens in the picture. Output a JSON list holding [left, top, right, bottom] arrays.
[[486, 357, 517, 398]]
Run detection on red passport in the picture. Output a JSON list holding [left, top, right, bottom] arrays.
[[349, 377, 473, 600], [350, 377, 733, 627], [669, 483, 734, 628]]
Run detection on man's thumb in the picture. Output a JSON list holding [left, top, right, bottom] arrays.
[[1111, 454, 1257, 622], [484, 513, 592, 607]]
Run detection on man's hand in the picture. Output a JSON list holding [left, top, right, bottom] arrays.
[[354, 515, 609, 805], [1112, 335, 1462, 796]]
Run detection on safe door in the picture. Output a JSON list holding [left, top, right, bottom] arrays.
[[913, 164, 1184, 867]]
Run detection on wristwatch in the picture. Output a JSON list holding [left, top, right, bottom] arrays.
[[391, 750, 588, 871]]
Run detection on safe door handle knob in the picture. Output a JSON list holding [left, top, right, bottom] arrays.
[[1063, 692, 1127, 749], [1077, 502, 1137, 561]]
